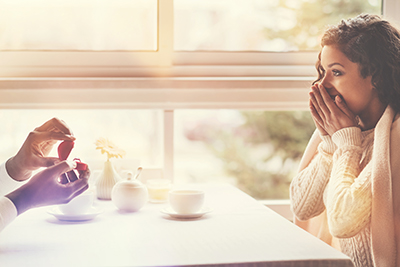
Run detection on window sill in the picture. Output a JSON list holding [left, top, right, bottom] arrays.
[[0, 76, 314, 109]]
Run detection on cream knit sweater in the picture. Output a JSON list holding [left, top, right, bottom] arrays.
[[291, 127, 374, 266], [290, 105, 400, 267]]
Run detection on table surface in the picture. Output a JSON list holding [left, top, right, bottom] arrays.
[[0, 184, 353, 267]]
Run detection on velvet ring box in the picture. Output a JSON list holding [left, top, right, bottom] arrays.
[[58, 141, 88, 183]]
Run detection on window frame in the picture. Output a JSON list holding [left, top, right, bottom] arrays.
[[0, 0, 397, 208], [1, 0, 394, 77], [0, 0, 173, 77]]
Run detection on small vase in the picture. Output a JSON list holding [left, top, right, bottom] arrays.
[[95, 159, 122, 200]]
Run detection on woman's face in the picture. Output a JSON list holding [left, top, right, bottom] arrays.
[[319, 45, 379, 117]]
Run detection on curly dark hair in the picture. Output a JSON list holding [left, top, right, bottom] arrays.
[[314, 14, 400, 113]]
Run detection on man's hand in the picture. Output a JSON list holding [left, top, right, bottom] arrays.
[[5, 161, 90, 215], [6, 118, 75, 181]]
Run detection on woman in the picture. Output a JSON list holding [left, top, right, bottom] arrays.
[[290, 14, 400, 267]]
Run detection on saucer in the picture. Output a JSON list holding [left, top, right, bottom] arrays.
[[47, 206, 103, 221], [160, 206, 212, 219]]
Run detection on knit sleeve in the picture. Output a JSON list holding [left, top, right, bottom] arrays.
[[325, 127, 372, 238], [290, 134, 335, 221]]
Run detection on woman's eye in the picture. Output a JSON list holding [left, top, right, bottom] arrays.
[[332, 69, 342, 76]]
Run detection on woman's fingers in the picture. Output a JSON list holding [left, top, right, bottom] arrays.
[[335, 95, 358, 125], [309, 98, 328, 135], [311, 84, 330, 116], [318, 84, 337, 111], [309, 91, 325, 120], [310, 98, 322, 124], [309, 83, 359, 135]]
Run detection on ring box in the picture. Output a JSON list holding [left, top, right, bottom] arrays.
[[58, 141, 88, 171]]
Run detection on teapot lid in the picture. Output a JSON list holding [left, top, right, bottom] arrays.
[[117, 172, 145, 188]]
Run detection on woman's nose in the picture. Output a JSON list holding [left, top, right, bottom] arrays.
[[320, 74, 332, 89]]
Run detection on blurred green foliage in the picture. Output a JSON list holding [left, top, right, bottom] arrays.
[[263, 0, 381, 50], [202, 111, 315, 199]]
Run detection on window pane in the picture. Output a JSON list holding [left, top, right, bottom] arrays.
[[0, 0, 157, 51], [0, 109, 163, 179], [174, 0, 382, 52], [175, 110, 315, 200]]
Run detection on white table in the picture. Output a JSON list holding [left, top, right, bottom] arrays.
[[0, 184, 353, 267]]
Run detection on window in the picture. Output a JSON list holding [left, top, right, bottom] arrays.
[[0, 0, 387, 76], [174, 0, 382, 52], [0, 0, 157, 51], [0, 0, 396, 202], [175, 109, 314, 200]]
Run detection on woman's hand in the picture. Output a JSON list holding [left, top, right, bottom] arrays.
[[309, 84, 329, 136], [309, 83, 358, 136], [6, 161, 90, 215], [6, 118, 76, 181]]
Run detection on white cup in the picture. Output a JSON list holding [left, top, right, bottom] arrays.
[[168, 189, 205, 214], [59, 190, 94, 215]]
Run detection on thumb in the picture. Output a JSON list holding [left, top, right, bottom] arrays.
[[336, 95, 358, 124], [35, 157, 61, 168]]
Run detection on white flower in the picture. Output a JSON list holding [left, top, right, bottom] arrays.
[[95, 137, 126, 160]]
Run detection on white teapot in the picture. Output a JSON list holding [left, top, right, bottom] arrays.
[[111, 168, 148, 212]]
